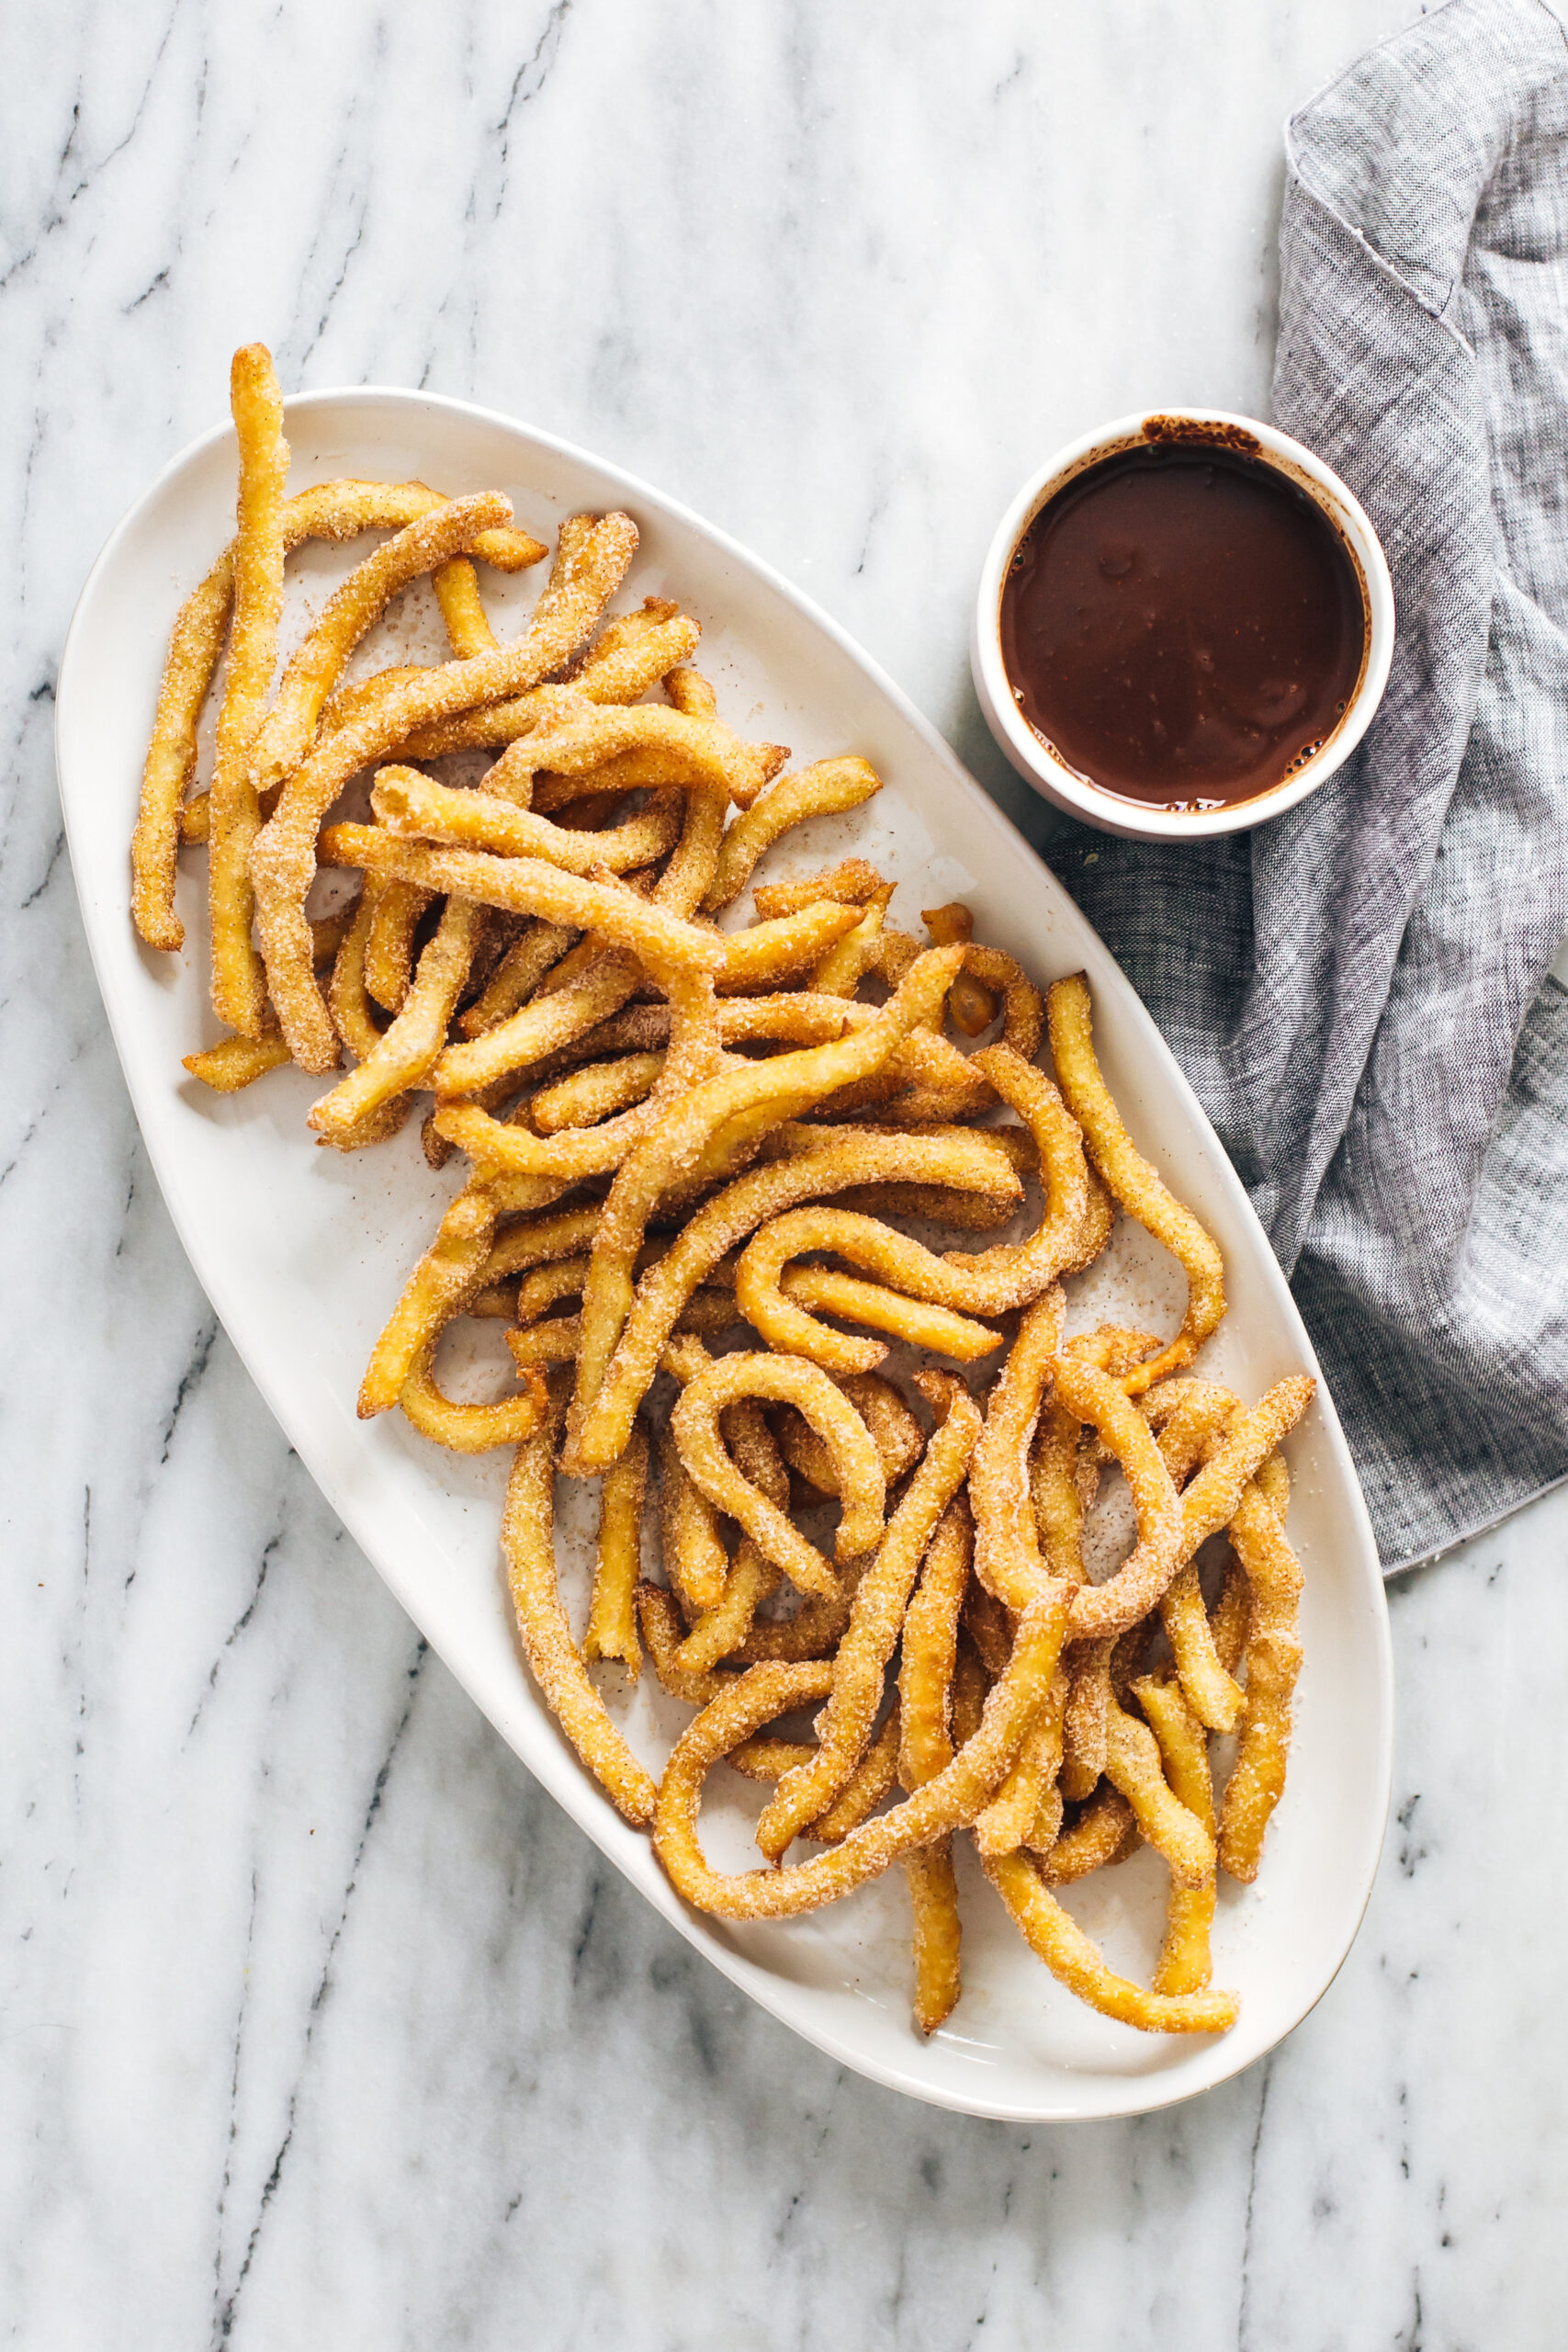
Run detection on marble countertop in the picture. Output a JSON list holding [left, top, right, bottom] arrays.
[[6, 3, 1566, 2344]]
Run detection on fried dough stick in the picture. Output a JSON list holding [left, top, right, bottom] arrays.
[[209, 345, 289, 1038], [503, 1400, 657, 1827], [671, 1352, 887, 1594], [399, 602, 700, 756], [984, 1854, 1238, 2034], [309, 895, 486, 1144], [899, 1499, 972, 2032], [1047, 972, 1224, 1392], [1134, 1674, 1218, 1994], [703, 758, 885, 911], [249, 491, 514, 789], [585, 1418, 649, 1677], [1218, 1453, 1303, 1882]]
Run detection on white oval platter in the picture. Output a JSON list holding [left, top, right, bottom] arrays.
[[56, 388, 1393, 2121]]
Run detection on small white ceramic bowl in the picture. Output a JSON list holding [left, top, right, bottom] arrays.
[[972, 407, 1394, 842]]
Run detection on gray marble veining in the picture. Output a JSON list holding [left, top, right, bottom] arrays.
[[4, 3, 1564, 2345]]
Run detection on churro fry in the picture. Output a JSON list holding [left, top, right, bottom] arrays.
[[585, 1418, 649, 1677], [209, 344, 289, 1037], [433, 554, 499, 658], [250, 492, 513, 790], [671, 1352, 887, 1592], [1217, 1468, 1304, 1883], [399, 603, 700, 756], [1048, 972, 1225, 1391], [1134, 1674, 1218, 1994], [488, 702, 787, 812], [370, 766, 683, 876], [921, 903, 1000, 1036], [985, 1853, 1238, 2034], [310, 896, 484, 1144], [704, 758, 885, 911], [503, 1404, 657, 1827], [363, 880, 434, 1014], [399, 1338, 548, 1454], [752, 860, 887, 922]]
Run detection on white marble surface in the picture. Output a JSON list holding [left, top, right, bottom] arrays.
[[6, 2, 1567, 2344]]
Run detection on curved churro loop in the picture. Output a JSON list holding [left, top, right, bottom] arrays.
[[651, 1588, 1071, 1920], [984, 1853, 1238, 2034], [503, 1403, 657, 1829], [1048, 1359, 1186, 1641], [359, 1187, 497, 1416], [737, 1198, 1055, 1370], [920, 903, 998, 1037], [398, 1338, 548, 1455], [703, 758, 885, 912], [1047, 972, 1225, 1392], [969, 1292, 1067, 1615], [774, 1371, 926, 1496], [755, 1385, 979, 1860], [778, 1265, 1001, 1369], [671, 1352, 886, 1591]]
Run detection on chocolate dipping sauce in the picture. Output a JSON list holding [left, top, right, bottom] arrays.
[[998, 435, 1366, 810]]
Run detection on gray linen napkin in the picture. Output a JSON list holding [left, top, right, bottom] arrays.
[[1051, 0, 1568, 1571]]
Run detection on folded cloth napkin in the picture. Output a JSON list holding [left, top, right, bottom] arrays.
[[1053, 0, 1568, 1571]]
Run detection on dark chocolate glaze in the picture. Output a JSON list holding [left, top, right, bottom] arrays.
[[998, 442, 1365, 810]]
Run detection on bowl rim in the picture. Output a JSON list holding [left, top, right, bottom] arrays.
[[970, 406, 1395, 842]]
